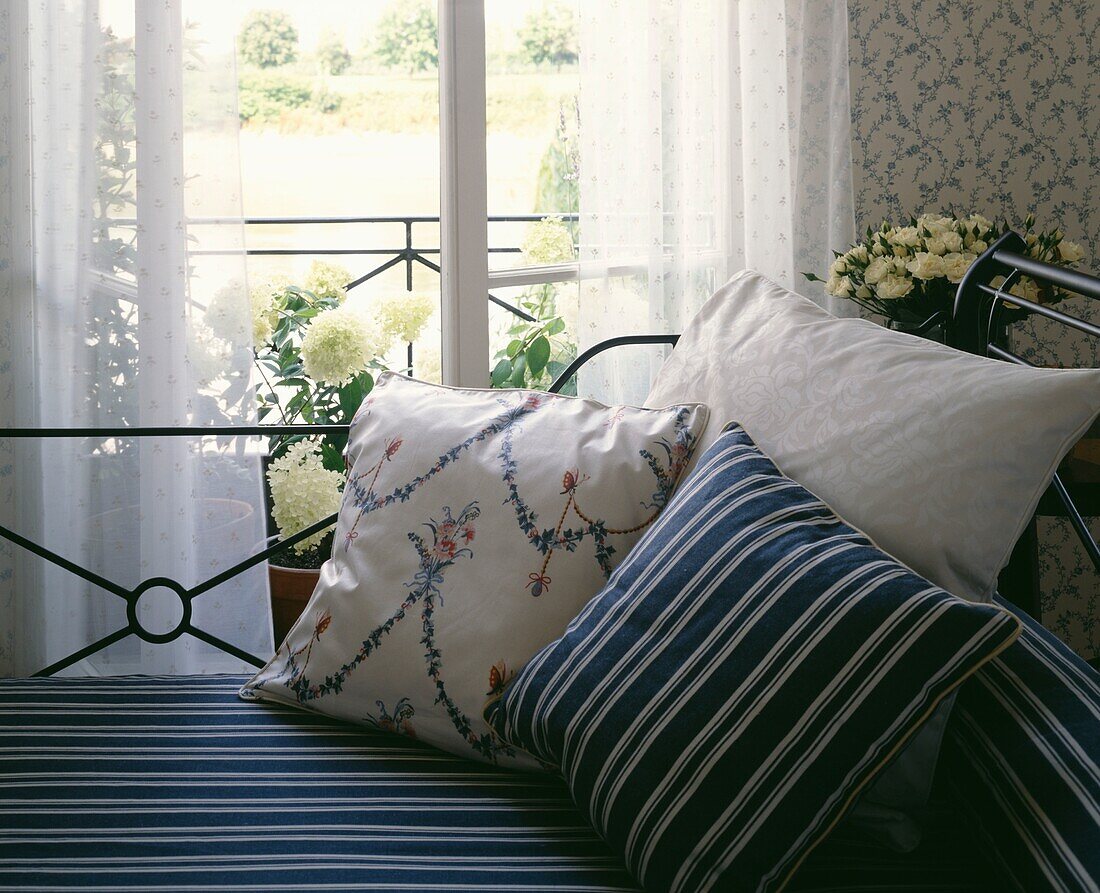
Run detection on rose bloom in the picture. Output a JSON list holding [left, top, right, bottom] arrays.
[[875, 275, 914, 300], [863, 257, 890, 285], [942, 252, 977, 283], [941, 231, 964, 253], [924, 236, 947, 256], [825, 274, 854, 297], [906, 252, 947, 280], [1059, 240, 1085, 263], [891, 226, 922, 248]]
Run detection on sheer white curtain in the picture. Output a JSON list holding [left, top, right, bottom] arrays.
[[576, 0, 855, 403], [0, 1, 271, 676]]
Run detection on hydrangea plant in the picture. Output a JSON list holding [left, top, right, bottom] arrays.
[[225, 261, 433, 567], [805, 213, 1086, 328], [266, 441, 345, 563]]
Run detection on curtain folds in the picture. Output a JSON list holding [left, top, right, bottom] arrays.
[[0, 1, 271, 676], [576, 0, 855, 403]]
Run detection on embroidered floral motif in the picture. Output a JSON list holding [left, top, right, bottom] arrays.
[[284, 501, 512, 761], [344, 435, 404, 550], [282, 609, 331, 684], [640, 407, 697, 510], [366, 697, 416, 737], [502, 404, 699, 597]]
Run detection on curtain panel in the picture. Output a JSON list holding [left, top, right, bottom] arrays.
[[576, 0, 855, 403], [0, 1, 270, 676]]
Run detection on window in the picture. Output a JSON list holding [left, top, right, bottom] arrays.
[[223, 0, 584, 391]]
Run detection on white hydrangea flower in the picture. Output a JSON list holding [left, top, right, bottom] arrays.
[[249, 285, 281, 346], [377, 293, 435, 344], [943, 252, 977, 283], [414, 343, 442, 383], [204, 281, 250, 341], [875, 275, 914, 300], [828, 256, 850, 278], [266, 441, 344, 554], [521, 216, 575, 265], [305, 260, 351, 302], [301, 305, 390, 385], [968, 238, 988, 254], [187, 320, 233, 387], [906, 252, 947, 280]]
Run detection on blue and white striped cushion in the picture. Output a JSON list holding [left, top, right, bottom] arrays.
[[487, 424, 1023, 893], [942, 599, 1100, 892], [0, 674, 1002, 892]]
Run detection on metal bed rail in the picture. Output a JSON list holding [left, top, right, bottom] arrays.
[[952, 231, 1100, 617], [6, 232, 1099, 674], [0, 336, 679, 676]]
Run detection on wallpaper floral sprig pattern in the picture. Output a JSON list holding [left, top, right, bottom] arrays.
[[848, 0, 1100, 660]]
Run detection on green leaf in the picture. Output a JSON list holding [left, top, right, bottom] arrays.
[[319, 441, 345, 473], [506, 339, 524, 358], [527, 336, 551, 376], [509, 352, 527, 387], [545, 317, 566, 336], [338, 377, 364, 420], [491, 359, 512, 387]]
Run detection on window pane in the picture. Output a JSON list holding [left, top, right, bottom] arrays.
[[484, 0, 580, 273], [488, 280, 579, 392], [231, 0, 442, 379]]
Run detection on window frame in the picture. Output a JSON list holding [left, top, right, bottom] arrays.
[[439, 0, 582, 387]]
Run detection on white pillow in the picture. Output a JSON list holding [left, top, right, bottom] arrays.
[[645, 270, 1100, 601], [242, 373, 708, 766]]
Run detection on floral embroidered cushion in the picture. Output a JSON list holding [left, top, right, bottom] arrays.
[[241, 373, 708, 766]]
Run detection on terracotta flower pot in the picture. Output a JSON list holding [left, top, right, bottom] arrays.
[[268, 564, 321, 647]]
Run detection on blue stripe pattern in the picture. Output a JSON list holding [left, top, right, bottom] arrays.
[[941, 599, 1100, 893], [488, 425, 1022, 893], [0, 675, 637, 892], [0, 674, 1004, 892]]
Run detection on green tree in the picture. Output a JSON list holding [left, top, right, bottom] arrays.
[[374, 0, 438, 74], [238, 9, 299, 69], [518, 2, 578, 70], [316, 28, 352, 76]]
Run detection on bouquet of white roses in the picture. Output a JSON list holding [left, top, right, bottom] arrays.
[[805, 213, 1085, 326]]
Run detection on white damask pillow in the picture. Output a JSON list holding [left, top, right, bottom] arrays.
[[645, 270, 1100, 602], [242, 373, 708, 766]]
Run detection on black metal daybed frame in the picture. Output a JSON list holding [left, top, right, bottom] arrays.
[[2, 231, 1097, 677]]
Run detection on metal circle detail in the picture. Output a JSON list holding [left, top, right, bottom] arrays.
[[126, 578, 192, 644]]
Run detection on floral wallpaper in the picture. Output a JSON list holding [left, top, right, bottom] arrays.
[[848, 0, 1100, 659]]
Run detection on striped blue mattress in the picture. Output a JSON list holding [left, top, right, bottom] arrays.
[[0, 675, 997, 892]]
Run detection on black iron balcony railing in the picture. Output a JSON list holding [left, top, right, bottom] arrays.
[[188, 213, 581, 324]]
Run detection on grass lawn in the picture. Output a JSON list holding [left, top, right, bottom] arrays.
[[240, 70, 577, 134]]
